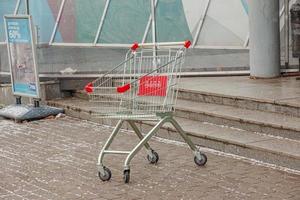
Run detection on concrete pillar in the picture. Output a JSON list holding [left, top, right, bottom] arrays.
[[249, 0, 281, 78]]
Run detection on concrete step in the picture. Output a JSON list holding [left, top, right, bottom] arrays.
[[72, 91, 300, 140], [73, 90, 89, 100], [175, 99, 300, 141], [142, 118, 300, 171], [74, 88, 300, 118], [47, 98, 300, 171], [69, 91, 300, 140], [177, 88, 300, 118]]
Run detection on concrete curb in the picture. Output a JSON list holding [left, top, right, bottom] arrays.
[[177, 88, 300, 117], [175, 106, 300, 140]]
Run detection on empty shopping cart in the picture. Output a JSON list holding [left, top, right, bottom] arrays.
[[85, 41, 207, 183]]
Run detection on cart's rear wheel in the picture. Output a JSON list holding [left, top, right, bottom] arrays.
[[194, 154, 207, 166], [147, 150, 159, 164], [98, 166, 112, 181], [123, 170, 130, 183]]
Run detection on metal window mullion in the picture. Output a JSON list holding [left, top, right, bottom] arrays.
[[192, 0, 210, 47], [14, 0, 21, 15], [284, 0, 289, 67], [25, 0, 29, 15], [142, 0, 158, 43], [193, 45, 248, 50], [280, 3, 285, 31], [280, 4, 285, 17], [151, 0, 157, 56], [94, 0, 111, 45], [49, 0, 66, 45], [244, 34, 249, 47]]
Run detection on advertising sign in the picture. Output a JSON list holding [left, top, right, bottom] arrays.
[[138, 75, 168, 96], [4, 15, 40, 98]]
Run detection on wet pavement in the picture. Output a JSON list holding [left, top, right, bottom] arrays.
[[179, 76, 300, 107], [0, 117, 299, 200]]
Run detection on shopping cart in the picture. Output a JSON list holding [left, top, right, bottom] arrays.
[[85, 41, 207, 183]]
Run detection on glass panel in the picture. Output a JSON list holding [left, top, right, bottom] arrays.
[[182, 0, 208, 38], [156, 0, 192, 42], [15, 0, 63, 43], [54, 0, 105, 43], [197, 0, 248, 46], [146, 0, 192, 43], [31, 0, 62, 43], [98, 0, 149, 44], [0, 0, 17, 42], [1, 0, 250, 47], [53, 0, 75, 43], [241, 0, 249, 14], [16, 0, 26, 14], [145, 26, 152, 43]]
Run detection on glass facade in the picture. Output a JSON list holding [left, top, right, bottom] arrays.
[[97, 0, 150, 44], [0, 0, 251, 47], [0, 0, 17, 41]]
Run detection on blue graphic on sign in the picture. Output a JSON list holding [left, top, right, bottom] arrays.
[[6, 18, 31, 43], [14, 83, 37, 95]]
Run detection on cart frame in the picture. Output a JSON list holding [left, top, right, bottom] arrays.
[[85, 41, 207, 183]]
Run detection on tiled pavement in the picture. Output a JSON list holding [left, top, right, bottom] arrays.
[[0, 117, 299, 200]]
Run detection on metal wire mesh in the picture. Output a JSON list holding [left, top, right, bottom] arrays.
[[87, 47, 186, 119]]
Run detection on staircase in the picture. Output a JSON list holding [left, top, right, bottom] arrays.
[[47, 81, 300, 171]]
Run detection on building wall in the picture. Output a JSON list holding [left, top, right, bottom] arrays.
[[0, 0, 296, 74], [0, 44, 250, 74]]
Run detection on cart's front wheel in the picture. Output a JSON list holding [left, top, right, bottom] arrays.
[[98, 166, 112, 181], [194, 154, 207, 166], [123, 170, 130, 183], [147, 150, 159, 164]]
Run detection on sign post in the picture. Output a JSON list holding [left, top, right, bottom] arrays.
[[0, 15, 63, 121]]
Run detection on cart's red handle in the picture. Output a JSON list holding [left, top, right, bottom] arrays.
[[117, 83, 131, 93], [85, 82, 94, 93], [131, 42, 139, 51], [184, 40, 191, 48], [131, 40, 192, 50]]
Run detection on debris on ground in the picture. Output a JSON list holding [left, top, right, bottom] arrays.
[[45, 115, 55, 120], [60, 67, 77, 75], [55, 113, 66, 119]]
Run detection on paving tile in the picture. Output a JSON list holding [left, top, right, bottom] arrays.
[[0, 117, 299, 200]]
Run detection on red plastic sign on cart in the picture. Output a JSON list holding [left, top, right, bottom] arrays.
[[138, 75, 168, 96]]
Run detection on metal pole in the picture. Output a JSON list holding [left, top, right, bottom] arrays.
[[25, 0, 29, 15], [14, 0, 21, 15], [49, 0, 66, 44], [151, 0, 156, 47], [14, 0, 28, 105], [142, 0, 158, 44], [249, 0, 281, 78], [34, 99, 40, 107], [94, 0, 111, 45], [35, 25, 39, 45], [16, 96, 21, 105], [285, 0, 290, 69], [192, 0, 210, 47], [151, 0, 157, 66]]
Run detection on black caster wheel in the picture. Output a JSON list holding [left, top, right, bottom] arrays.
[[147, 150, 159, 164], [194, 153, 207, 166], [123, 170, 130, 183], [98, 166, 112, 181]]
